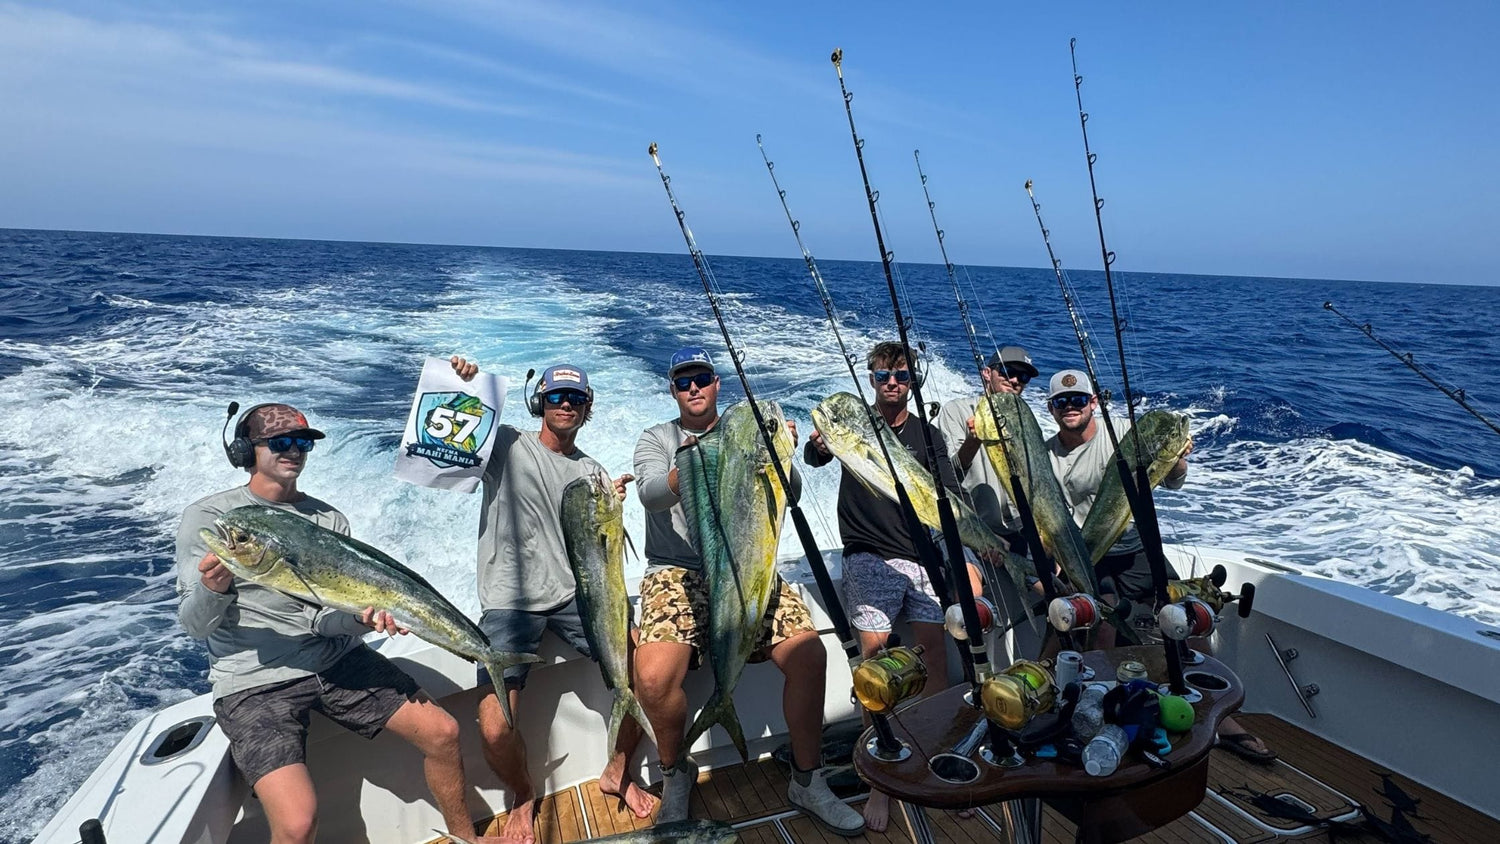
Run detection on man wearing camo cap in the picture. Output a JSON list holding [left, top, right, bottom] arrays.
[[176, 402, 505, 844]]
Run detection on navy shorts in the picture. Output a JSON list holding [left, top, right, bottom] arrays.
[[479, 600, 592, 690], [212, 645, 419, 787]]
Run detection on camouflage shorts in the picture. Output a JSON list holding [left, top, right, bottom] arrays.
[[637, 566, 816, 663]]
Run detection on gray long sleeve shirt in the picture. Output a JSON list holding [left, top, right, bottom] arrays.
[[477, 425, 606, 612], [175, 486, 368, 699], [634, 416, 802, 573]]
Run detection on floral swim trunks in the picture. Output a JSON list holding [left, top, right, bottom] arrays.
[[637, 565, 816, 662], [841, 551, 945, 633]]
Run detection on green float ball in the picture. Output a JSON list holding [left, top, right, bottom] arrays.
[[1157, 693, 1195, 732]]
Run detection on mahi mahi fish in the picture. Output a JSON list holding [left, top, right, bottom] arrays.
[[679, 400, 792, 762], [1078, 410, 1191, 564], [971, 393, 1140, 643], [560, 472, 655, 754], [971, 392, 1102, 597], [200, 505, 540, 726], [810, 391, 1035, 603], [443, 819, 739, 844]]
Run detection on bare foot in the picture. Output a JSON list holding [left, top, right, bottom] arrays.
[[864, 789, 891, 833], [957, 807, 977, 820], [500, 798, 536, 844], [598, 771, 659, 819]]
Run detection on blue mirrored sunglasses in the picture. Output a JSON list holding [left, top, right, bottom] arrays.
[[673, 372, 716, 391], [260, 436, 316, 453], [544, 389, 591, 406], [1049, 394, 1091, 411], [871, 369, 912, 384]]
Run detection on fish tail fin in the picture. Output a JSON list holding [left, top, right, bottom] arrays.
[[607, 687, 657, 754], [432, 829, 479, 844], [483, 650, 543, 728], [685, 692, 749, 763]]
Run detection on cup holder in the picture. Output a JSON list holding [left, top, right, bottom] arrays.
[[929, 753, 981, 784], [1185, 671, 1229, 692]]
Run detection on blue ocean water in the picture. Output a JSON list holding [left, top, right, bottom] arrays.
[[2, 228, 1498, 841]]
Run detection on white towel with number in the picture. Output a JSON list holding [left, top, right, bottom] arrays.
[[394, 357, 507, 493]]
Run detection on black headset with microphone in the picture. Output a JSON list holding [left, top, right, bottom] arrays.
[[221, 402, 274, 469]]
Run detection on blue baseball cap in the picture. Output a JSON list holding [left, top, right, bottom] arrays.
[[667, 347, 716, 378], [538, 364, 590, 393]]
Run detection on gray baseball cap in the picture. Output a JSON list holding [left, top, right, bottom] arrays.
[[984, 346, 1039, 378], [1048, 369, 1093, 399]]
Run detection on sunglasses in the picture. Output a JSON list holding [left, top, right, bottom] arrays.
[[1049, 394, 1092, 411], [997, 367, 1033, 385], [259, 436, 316, 453], [871, 369, 912, 384], [672, 372, 716, 391], [544, 390, 591, 407]]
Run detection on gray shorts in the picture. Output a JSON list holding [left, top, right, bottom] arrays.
[[480, 600, 592, 690], [212, 645, 419, 787], [843, 551, 944, 633]]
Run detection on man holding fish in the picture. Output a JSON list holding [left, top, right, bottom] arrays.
[[449, 357, 657, 843], [1044, 370, 1274, 763], [632, 347, 864, 836], [176, 402, 506, 844]]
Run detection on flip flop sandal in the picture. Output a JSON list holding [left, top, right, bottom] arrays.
[[1216, 731, 1278, 764]]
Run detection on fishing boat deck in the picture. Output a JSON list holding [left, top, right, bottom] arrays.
[[459, 713, 1495, 843]]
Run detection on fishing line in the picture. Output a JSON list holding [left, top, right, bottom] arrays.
[[832, 47, 990, 684], [648, 142, 865, 668]]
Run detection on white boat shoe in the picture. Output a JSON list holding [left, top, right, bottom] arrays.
[[787, 767, 865, 837]]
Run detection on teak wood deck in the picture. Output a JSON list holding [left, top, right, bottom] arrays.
[[461, 713, 1494, 843]]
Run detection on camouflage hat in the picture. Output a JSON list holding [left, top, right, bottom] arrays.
[[244, 404, 326, 441]]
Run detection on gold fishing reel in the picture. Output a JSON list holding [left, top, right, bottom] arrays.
[[852, 645, 927, 715], [979, 658, 1057, 731]]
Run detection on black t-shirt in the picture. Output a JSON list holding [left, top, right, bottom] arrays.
[[805, 408, 962, 561]]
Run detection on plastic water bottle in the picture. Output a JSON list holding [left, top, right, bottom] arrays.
[[1070, 684, 1107, 739], [1083, 724, 1129, 776]]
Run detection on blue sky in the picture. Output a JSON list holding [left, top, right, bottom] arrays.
[[0, 1, 1495, 284]]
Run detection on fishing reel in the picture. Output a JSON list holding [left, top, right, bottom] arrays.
[[1048, 593, 1102, 633], [943, 595, 997, 641], [977, 658, 1059, 767], [852, 645, 927, 716], [1156, 565, 1254, 666], [1164, 564, 1255, 616]]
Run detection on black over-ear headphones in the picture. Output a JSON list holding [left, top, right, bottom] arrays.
[[222, 402, 274, 469]]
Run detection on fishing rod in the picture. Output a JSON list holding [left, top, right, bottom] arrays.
[[1325, 301, 1500, 438], [832, 48, 990, 685], [914, 151, 1068, 636], [756, 133, 942, 614], [1024, 180, 1111, 405], [646, 142, 862, 671], [1070, 38, 1186, 693], [755, 133, 974, 670]]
